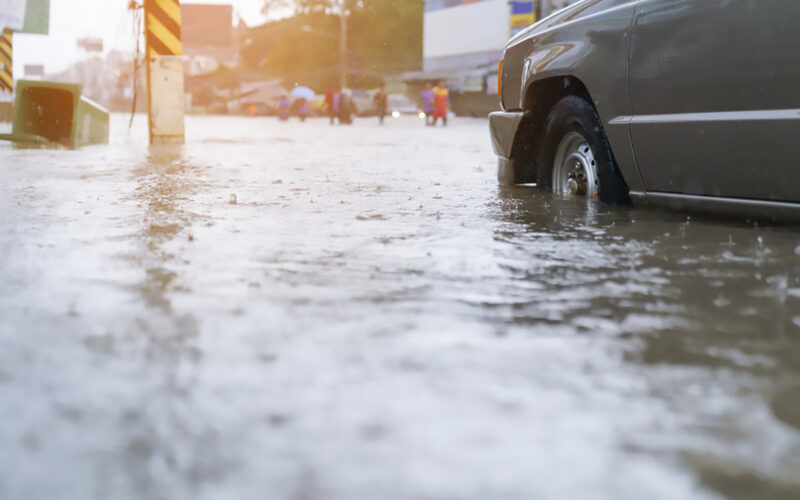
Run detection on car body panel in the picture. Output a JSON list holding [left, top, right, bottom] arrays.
[[502, 0, 645, 193], [494, 0, 800, 218], [634, 191, 800, 222], [489, 111, 525, 159], [628, 0, 800, 202]]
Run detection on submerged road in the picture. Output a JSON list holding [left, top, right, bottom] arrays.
[[1, 114, 799, 499]]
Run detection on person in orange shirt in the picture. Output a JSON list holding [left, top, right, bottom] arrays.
[[432, 80, 450, 127]]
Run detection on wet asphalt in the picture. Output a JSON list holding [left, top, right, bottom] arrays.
[[1, 114, 799, 499]]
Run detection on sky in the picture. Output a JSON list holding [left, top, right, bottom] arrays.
[[13, 0, 269, 76]]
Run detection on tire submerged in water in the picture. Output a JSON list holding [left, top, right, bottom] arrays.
[[538, 96, 630, 205]]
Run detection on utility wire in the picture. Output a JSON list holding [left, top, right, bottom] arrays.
[[128, 1, 143, 130]]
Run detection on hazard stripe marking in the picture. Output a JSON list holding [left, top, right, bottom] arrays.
[[0, 75, 12, 91], [146, 0, 181, 39], [0, 29, 11, 92], [147, 34, 175, 58], [0, 46, 11, 65], [147, 11, 181, 56], [159, 0, 182, 27], [145, 0, 182, 57]]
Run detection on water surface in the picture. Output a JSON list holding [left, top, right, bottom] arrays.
[[1, 115, 799, 499]]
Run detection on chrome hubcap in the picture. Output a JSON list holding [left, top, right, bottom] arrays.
[[567, 178, 580, 195], [552, 132, 598, 198]]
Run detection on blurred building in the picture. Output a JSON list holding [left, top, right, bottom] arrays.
[[181, 3, 237, 76], [47, 50, 145, 113], [423, 0, 515, 76], [408, 0, 579, 116], [181, 3, 259, 113]]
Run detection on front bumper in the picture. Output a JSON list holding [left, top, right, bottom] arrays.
[[489, 111, 524, 185]]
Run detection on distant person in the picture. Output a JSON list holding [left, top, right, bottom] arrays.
[[419, 82, 435, 126], [333, 88, 344, 124], [373, 84, 389, 125], [325, 87, 338, 125], [432, 80, 450, 127], [277, 94, 291, 121], [338, 91, 353, 125], [296, 97, 309, 122]]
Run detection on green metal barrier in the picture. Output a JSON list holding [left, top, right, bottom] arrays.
[[0, 79, 109, 147]]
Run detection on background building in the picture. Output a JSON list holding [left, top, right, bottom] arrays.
[[182, 3, 237, 77], [423, 0, 513, 76], [411, 0, 579, 116]]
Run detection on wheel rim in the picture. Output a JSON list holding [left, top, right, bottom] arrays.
[[552, 131, 598, 198]]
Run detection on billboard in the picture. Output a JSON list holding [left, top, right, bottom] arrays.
[[423, 0, 509, 60], [511, 1, 535, 36]]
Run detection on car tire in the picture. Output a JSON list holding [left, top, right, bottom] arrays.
[[538, 96, 630, 205]]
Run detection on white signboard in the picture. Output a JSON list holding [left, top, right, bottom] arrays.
[[0, 0, 27, 31], [424, 0, 510, 59]]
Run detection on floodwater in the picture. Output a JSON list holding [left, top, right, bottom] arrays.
[[1, 114, 799, 500]]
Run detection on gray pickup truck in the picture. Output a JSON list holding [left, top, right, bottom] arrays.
[[490, 0, 800, 219]]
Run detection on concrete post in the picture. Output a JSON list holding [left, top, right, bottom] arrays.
[[143, 0, 184, 145]]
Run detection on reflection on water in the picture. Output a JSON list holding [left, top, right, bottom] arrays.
[[125, 145, 215, 495], [133, 146, 195, 311], [495, 186, 800, 498], [0, 115, 799, 499]]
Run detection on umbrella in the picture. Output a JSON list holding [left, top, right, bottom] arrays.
[[290, 86, 315, 100]]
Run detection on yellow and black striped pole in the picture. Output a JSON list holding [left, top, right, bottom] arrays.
[[144, 0, 185, 144], [0, 29, 12, 94], [145, 0, 181, 58]]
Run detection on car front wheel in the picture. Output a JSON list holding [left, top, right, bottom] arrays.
[[539, 96, 629, 204]]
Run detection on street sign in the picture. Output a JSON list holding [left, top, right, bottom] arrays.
[[20, 0, 48, 34]]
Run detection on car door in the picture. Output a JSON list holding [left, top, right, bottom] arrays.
[[627, 0, 800, 202]]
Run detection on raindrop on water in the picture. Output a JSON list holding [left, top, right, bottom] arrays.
[[713, 295, 730, 308]]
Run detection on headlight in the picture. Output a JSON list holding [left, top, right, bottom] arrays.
[[392, 111, 400, 118]]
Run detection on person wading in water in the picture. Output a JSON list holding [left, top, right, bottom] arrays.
[[373, 84, 389, 125], [419, 82, 435, 126], [432, 80, 450, 127]]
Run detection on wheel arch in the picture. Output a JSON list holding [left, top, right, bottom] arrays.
[[501, 0, 642, 191], [508, 75, 594, 184]]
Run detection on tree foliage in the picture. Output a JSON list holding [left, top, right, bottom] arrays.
[[246, 0, 423, 90], [262, 0, 361, 17]]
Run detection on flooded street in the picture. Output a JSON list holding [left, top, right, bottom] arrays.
[[1, 114, 800, 499]]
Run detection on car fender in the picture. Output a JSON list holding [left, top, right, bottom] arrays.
[[508, 0, 645, 193]]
